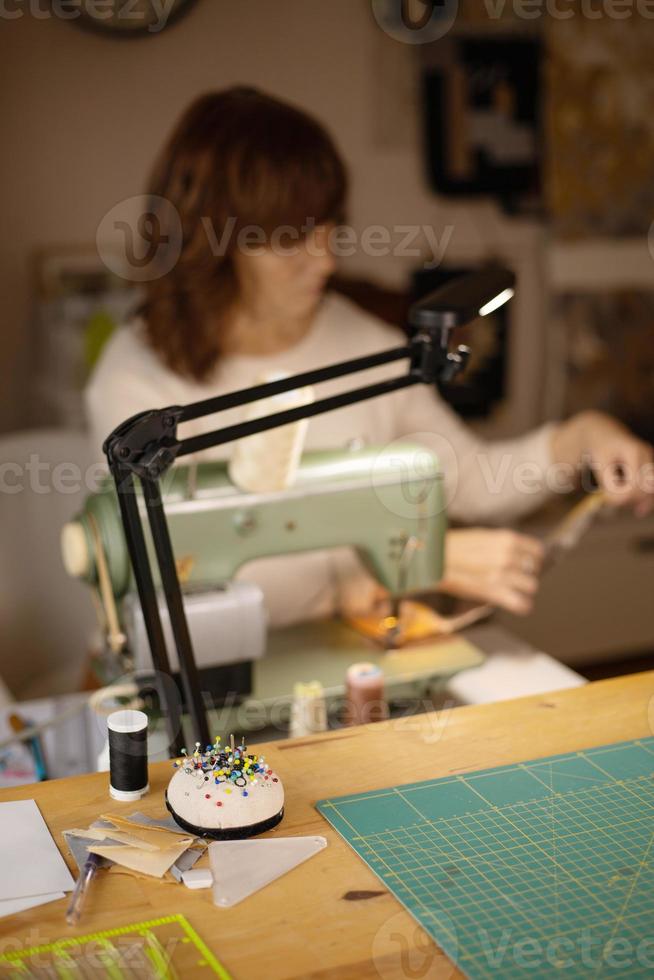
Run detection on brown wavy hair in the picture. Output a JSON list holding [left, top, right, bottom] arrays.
[[142, 87, 348, 381]]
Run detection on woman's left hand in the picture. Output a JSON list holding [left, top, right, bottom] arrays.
[[551, 411, 654, 516]]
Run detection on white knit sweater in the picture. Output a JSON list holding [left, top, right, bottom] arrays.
[[85, 291, 553, 626]]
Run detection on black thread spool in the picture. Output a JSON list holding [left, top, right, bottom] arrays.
[[107, 709, 149, 802]]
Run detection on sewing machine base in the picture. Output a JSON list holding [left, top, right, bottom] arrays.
[[170, 661, 253, 709], [152, 618, 485, 744]]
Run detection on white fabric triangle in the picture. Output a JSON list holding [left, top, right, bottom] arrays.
[[208, 835, 327, 908]]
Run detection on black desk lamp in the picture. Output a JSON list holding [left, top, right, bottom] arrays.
[[103, 267, 515, 755]]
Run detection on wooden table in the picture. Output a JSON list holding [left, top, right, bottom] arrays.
[[0, 672, 651, 979]]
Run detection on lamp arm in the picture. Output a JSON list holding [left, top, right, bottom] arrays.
[[102, 268, 514, 752]]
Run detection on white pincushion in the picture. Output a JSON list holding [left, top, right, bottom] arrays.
[[166, 739, 284, 839]]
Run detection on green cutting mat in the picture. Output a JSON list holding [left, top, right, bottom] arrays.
[[317, 737, 654, 978]]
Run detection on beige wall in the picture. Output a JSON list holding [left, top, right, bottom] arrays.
[[0, 0, 542, 435]]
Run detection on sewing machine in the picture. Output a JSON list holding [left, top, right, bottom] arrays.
[[64, 268, 515, 752], [62, 443, 447, 696]]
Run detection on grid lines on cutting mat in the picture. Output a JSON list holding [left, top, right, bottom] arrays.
[[317, 738, 654, 979]]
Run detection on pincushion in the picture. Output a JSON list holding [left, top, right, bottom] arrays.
[[165, 737, 284, 839]]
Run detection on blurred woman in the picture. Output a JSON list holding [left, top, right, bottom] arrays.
[[86, 88, 653, 626]]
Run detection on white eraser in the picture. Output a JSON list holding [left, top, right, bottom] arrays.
[[182, 867, 213, 890]]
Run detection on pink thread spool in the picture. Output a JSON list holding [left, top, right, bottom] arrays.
[[344, 663, 387, 727]]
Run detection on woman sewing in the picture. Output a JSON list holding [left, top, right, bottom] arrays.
[[86, 87, 653, 627]]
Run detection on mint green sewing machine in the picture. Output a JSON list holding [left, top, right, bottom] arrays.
[[63, 442, 484, 723], [64, 269, 513, 747], [66, 444, 444, 602]]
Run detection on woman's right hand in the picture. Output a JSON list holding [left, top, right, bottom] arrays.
[[438, 528, 545, 615]]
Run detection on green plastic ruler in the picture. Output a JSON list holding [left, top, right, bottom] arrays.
[[317, 737, 654, 978], [0, 913, 231, 979]]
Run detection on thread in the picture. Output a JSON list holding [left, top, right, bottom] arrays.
[[344, 663, 387, 726], [290, 681, 328, 738], [107, 709, 149, 802]]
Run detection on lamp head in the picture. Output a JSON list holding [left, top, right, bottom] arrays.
[[408, 266, 516, 333]]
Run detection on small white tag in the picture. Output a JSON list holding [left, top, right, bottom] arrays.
[[182, 867, 213, 890]]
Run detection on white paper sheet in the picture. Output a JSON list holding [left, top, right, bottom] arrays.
[[0, 892, 65, 919], [0, 799, 75, 901], [447, 650, 585, 705]]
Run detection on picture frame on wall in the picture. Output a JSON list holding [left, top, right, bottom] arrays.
[[422, 35, 543, 212], [553, 289, 654, 446], [31, 246, 140, 427]]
